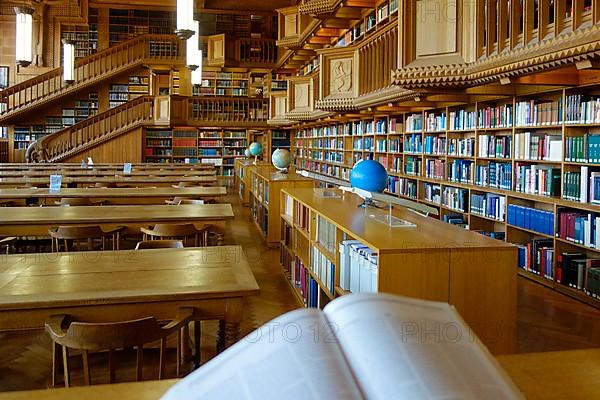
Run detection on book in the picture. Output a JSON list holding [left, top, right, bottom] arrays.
[[162, 293, 523, 400]]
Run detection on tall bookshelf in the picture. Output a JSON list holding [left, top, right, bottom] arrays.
[[108, 9, 175, 46], [143, 127, 250, 175], [193, 70, 249, 97], [292, 88, 600, 309]]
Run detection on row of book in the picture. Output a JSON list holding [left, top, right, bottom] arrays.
[[442, 187, 469, 212], [558, 210, 600, 249], [423, 183, 441, 204], [507, 205, 555, 236], [316, 215, 336, 254], [311, 246, 336, 295], [564, 94, 600, 124], [387, 177, 417, 199], [294, 202, 310, 231], [448, 137, 475, 157], [339, 240, 378, 293], [448, 109, 476, 131], [477, 104, 513, 129], [404, 156, 421, 175], [514, 132, 562, 161], [557, 253, 600, 298], [404, 134, 422, 153], [405, 114, 423, 133], [470, 193, 506, 221], [447, 159, 474, 184], [425, 159, 445, 180], [424, 136, 446, 155], [517, 239, 554, 280], [424, 112, 446, 132], [563, 166, 600, 204], [514, 164, 561, 196], [475, 162, 512, 190], [442, 214, 468, 229], [564, 134, 600, 163], [514, 100, 562, 127], [478, 135, 512, 158]]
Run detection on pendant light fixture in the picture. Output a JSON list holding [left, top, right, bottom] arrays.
[[62, 0, 75, 83], [62, 39, 75, 83], [175, 0, 195, 40], [186, 20, 200, 71], [191, 50, 203, 86], [14, 7, 34, 67]]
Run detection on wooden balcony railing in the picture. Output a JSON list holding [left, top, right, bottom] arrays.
[[187, 96, 269, 124], [29, 96, 154, 162], [0, 34, 182, 123], [237, 38, 277, 65], [358, 24, 398, 96]]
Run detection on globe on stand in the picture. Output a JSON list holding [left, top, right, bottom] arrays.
[[349, 159, 388, 208], [248, 142, 263, 165], [244, 148, 251, 158], [271, 148, 292, 173]]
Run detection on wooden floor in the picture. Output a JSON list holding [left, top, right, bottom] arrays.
[[0, 179, 599, 392]]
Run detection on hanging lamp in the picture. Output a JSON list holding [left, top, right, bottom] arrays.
[[62, 39, 75, 83], [186, 20, 200, 71], [175, 0, 195, 39], [14, 7, 34, 67]]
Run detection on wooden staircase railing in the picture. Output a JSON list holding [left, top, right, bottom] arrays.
[[237, 38, 277, 65], [29, 96, 155, 162], [28, 95, 270, 162], [0, 34, 183, 123]]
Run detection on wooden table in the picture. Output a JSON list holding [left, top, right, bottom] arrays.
[[0, 175, 217, 188], [0, 170, 216, 177], [0, 246, 259, 344], [0, 163, 214, 170], [0, 204, 234, 236], [496, 349, 600, 399], [1, 348, 597, 399], [0, 187, 227, 205]]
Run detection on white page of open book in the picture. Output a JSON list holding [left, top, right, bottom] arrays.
[[324, 293, 524, 400], [161, 308, 363, 400]]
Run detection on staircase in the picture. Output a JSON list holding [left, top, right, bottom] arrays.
[[28, 96, 155, 163], [0, 34, 183, 124]]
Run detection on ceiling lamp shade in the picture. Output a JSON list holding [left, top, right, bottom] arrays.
[[175, 0, 195, 40], [62, 39, 75, 83], [14, 7, 34, 67], [186, 21, 200, 71], [191, 50, 203, 86]]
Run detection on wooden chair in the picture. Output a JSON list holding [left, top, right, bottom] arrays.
[[54, 198, 104, 206], [165, 197, 205, 205], [134, 240, 184, 250], [45, 308, 195, 387], [140, 224, 208, 247], [49, 225, 123, 252], [0, 237, 16, 254]]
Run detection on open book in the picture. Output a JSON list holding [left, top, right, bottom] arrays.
[[162, 294, 523, 399]]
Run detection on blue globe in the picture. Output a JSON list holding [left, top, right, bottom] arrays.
[[272, 148, 292, 171], [249, 142, 263, 156], [244, 149, 251, 158], [350, 159, 388, 193]]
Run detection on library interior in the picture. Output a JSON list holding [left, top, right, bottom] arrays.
[[0, 0, 599, 398]]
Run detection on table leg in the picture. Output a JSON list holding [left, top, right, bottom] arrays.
[[217, 320, 240, 353]]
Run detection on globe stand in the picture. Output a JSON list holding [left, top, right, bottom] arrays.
[[357, 198, 383, 209], [253, 155, 258, 165]]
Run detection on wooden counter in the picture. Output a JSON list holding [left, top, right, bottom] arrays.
[[281, 187, 517, 354]]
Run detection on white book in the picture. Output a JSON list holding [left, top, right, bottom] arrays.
[[368, 254, 379, 293], [595, 217, 600, 250], [359, 248, 375, 293], [340, 240, 360, 290], [350, 244, 368, 293], [162, 293, 523, 400], [584, 214, 592, 248], [581, 165, 589, 203]]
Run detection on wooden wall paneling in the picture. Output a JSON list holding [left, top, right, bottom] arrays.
[[573, 0, 585, 30], [486, 0, 497, 56], [476, 0, 485, 58], [595, 0, 600, 24], [415, 0, 458, 58], [398, 0, 416, 67], [510, 0, 521, 49], [538, 0, 550, 40], [497, 0, 508, 53], [555, 0, 566, 35]]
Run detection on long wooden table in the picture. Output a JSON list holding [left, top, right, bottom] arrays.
[[0, 175, 217, 188], [0, 163, 214, 170], [0, 246, 259, 346], [0, 204, 234, 236], [0, 170, 216, 177], [1, 348, 597, 399], [0, 187, 227, 205]]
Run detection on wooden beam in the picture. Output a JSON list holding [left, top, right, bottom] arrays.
[[323, 18, 357, 28], [345, 0, 376, 7], [315, 27, 344, 37], [334, 8, 364, 19], [514, 70, 580, 86], [308, 36, 332, 44]]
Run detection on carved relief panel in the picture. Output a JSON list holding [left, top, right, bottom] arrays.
[[329, 58, 353, 95]]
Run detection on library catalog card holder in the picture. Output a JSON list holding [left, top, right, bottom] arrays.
[[364, 202, 416, 228]]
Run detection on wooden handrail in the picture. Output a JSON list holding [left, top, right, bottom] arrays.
[[29, 96, 155, 162], [187, 96, 269, 123], [0, 35, 182, 122]]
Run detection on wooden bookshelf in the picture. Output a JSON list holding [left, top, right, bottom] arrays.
[[234, 159, 270, 205], [292, 89, 600, 309], [280, 187, 517, 355], [248, 166, 314, 246], [143, 128, 250, 175]]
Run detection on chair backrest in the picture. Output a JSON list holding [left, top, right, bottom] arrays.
[[177, 199, 205, 205], [49, 225, 106, 240], [135, 240, 184, 250], [142, 223, 200, 237], [45, 309, 193, 387], [56, 197, 95, 206]]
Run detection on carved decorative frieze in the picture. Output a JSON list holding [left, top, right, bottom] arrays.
[[297, 0, 342, 17]]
